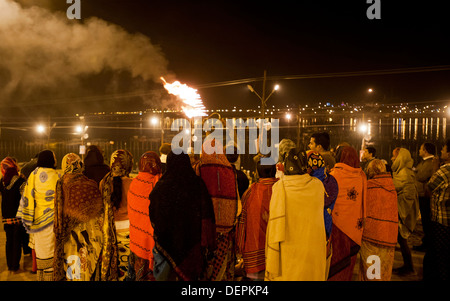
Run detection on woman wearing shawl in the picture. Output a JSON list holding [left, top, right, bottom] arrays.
[[17, 149, 60, 281], [236, 161, 278, 281], [194, 138, 239, 281], [391, 147, 419, 275], [328, 145, 367, 281], [306, 151, 338, 279], [53, 153, 104, 281], [265, 147, 327, 281], [149, 151, 216, 281], [127, 151, 161, 281], [359, 159, 398, 281], [83, 145, 110, 186], [99, 149, 133, 281], [0, 157, 26, 272]]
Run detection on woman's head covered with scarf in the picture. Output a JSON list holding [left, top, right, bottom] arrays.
[[61, 153, 82, 174], [108, 149, 133, 210], [110, 149, 133, 177], [1, 157, 19, 185], [139, 151, 161, 175], [37, 149, 57, 169], [278, 139, 296, 163], [283, 148, 308, 175], [307, 151, 327, 181], [391, 147, 413, 173], [84, 145, 105, 167], [334, 145, 360, 168]]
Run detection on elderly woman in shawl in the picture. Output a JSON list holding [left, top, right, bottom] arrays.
[[265, 145, 327, 281], [149, 151, 216, 281], [53, 153, 104, 281], [99, 149, 133, 281], [236, 160, 278, 281], [194, 138, 239, 281], [0, 157, 27, 273], [391, 147, 419, 275], [127, 151, 162, 281], [17, 149, 60, 281], [328, 145, 367, 281], [359, 159, 398, 281], [306, 151, 338, 279]]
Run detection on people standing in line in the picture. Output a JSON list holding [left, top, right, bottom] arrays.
[[194, 138, 239, 281], [359, 159, 398, 281], [413, 142, 436, 252], [159, 143, 171, 175], [265, 147, 327, 281], [308, 132, 336, 172], [391, 147, 419, 276], [53, 153, 104, 281], [225, 145, 249, 199], [82, 145, 110, 186], [328, 145, 367, 281], [17, 149, 60, 281], [0, 157, 27, 273], [236, 160, 278, 281], [424, 140, 450, 280], [126, 151, 162, 281], [99, 149, 133, 281], [306, 151, 338, 279], [149, 151, 216, 281]]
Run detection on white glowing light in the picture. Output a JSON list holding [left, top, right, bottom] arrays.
[[359, 124, 368, 134], [150, 117, 159, 125], [161, 77, 207, 118], [36, 124, 45, 134]]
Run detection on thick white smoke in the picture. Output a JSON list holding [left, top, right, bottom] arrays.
[[0, 0, 170, 107]]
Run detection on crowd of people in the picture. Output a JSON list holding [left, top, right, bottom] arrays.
[[0, 131, 449, 281]]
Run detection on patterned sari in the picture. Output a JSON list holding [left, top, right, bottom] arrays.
[[53, 153, 104, 281], [99, 149, 133, 281]]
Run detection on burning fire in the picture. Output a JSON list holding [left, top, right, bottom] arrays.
[[161, 77, 207, 118]]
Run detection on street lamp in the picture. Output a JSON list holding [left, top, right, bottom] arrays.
[[247, 70, 279, 120], [150, 116, 159, 126], [36, 124, 45, 134], [36, 122, 57, 148]]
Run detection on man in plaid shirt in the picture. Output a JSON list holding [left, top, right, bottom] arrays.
[[424, 140, 450, 280]]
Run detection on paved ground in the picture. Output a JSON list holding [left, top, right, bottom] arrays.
[[0, 217, 425, 281]]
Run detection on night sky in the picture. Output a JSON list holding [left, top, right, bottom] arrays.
[[1, 0, 450, 115]]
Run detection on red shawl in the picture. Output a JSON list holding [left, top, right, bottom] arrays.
[[363, 173, 398, 247], [128, 172, 161, 267], [330, 147, 367, 246], [236, 177, 278, 274]]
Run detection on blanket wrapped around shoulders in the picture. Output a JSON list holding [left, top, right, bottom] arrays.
[[17, 167, 60, 233]]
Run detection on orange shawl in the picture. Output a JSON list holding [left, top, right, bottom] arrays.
[[236, 177, 278, 274], [330, 162, 367, 246], [128, 172, 161, 267], [363, 173, 398, 247]]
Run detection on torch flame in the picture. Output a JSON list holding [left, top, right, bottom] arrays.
[[161, 77, 207, 118]]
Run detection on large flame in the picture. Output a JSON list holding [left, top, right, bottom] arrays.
[[161, 77, 207, 118]]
